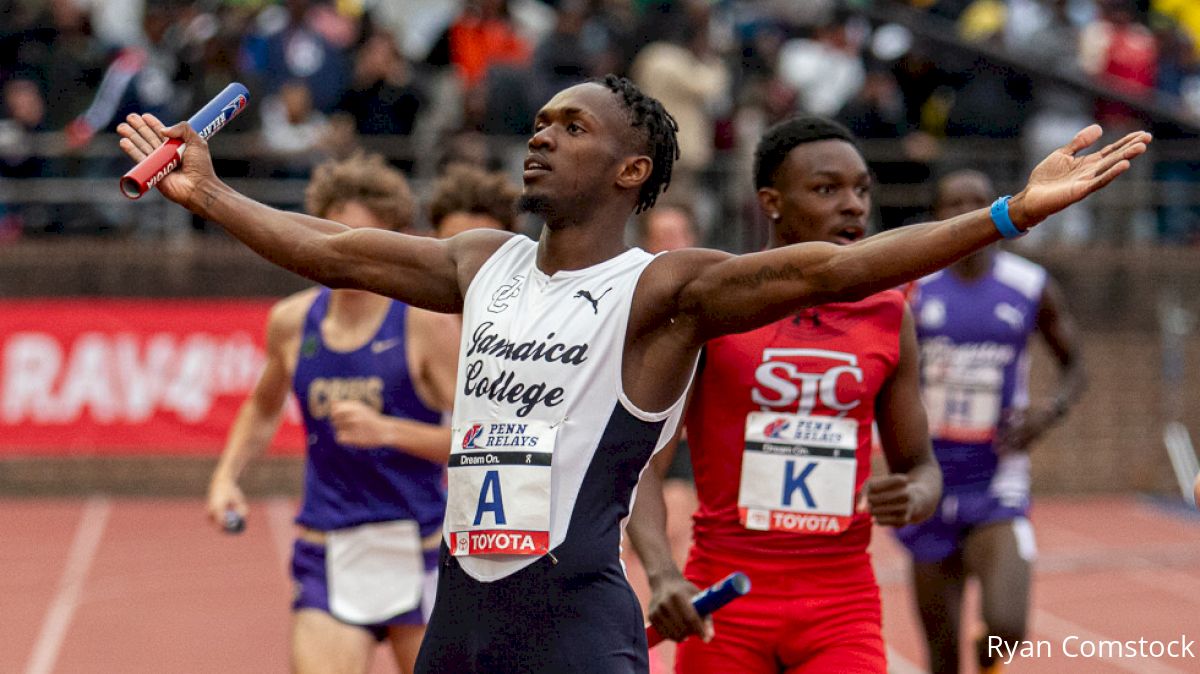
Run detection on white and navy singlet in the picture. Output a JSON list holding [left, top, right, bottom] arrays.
[[415, 236, 690, 674]]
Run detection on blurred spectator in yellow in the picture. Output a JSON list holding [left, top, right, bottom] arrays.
[[1154, 0, 1200, 58]]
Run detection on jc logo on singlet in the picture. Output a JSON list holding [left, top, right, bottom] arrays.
[[751, 348, 865, 416]]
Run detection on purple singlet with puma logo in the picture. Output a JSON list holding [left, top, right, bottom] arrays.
[[896, 252, 1046, 563], [910, 251, 1045, 490]]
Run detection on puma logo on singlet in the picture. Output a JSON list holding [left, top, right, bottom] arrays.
[[573, 288, 611, 314], [994, 302, 1025, 331]]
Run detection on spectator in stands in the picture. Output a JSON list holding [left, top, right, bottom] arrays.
[[12, 0, 108, 131], [631, 4, 729, 228], [1080, 0, 1159, 243], [1154, 0, 1200, 61], [944, 3, 1033, 140], [777, 12, 866, 118], [1010, 0, 1097, 245], [838, 61, 910, 140], [0, 76, 49, 240], [445, 0, 531, 90], [0, 77, 46, 180], [65, 2, 194, 149], [239, 0, 351, 113], [259, 79, 335, 178], [335, 29, 424, 137], [532, 0, 594, 105], [1080, 0, 1159, 129], [839, 60, 937, 230], [1150, 24, 1200, 244]]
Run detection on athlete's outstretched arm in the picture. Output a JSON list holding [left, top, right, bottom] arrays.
[[674, 126, 1149, 342], [206, 293, 309, 531], [996, 277, 1086, 454], [869, 306, 941, 527], [626, 439, 710, 643], [116, 114, 510, 313]]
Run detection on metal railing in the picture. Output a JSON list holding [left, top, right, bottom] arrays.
[[2, 132, 1198, 248]]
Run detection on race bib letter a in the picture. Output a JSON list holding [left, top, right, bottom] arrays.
[[473, 470, 507, 526], [782, 460, 817, 508]]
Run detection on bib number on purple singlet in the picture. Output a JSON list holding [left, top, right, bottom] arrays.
[[922, 364, 1003, 444]]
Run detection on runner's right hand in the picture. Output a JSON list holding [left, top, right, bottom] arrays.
[[648, 570, 713, 643], [207, 477, 247, 532], [116, 113, 216, 206]]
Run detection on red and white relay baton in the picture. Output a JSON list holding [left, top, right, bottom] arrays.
[[646, 571, 751, 647], [119, 82, 250, 199]]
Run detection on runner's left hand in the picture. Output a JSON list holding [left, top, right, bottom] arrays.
[[331, 400, 392, 448], [995, 405, 1059, 454], [1014, 126, 1150, 228], [859, 475, 920, 527]]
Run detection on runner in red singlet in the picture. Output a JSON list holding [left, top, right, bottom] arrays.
[[628, 116, 942, 674]]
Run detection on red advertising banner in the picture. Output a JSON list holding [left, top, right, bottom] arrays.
[[0, 299, 304, 455]]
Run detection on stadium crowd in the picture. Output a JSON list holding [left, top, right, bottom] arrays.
[[0, 0, 1197, 243]]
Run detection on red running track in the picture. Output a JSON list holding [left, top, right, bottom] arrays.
[[5, 496, 1199, 674]]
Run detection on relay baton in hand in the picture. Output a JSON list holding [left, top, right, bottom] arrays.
[[120, 82, 250, 199], [222, 509, 246, 535], [646, 571, 751, 647]]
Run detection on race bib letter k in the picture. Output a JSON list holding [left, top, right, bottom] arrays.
[[782, 460, 817, 508]]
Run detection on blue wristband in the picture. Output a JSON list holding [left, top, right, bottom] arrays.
[[989, 195, 1025, 239]]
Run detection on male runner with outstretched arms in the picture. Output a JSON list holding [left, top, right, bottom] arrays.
[[627, 116, 939, 673], [118, 75, 1148, 673], [896, 169, 1085, 674]]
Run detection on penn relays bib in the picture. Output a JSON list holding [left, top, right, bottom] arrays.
[[446, 236, 689, 582]]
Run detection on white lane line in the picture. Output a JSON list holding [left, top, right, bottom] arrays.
[[25, 497, 111, 674]]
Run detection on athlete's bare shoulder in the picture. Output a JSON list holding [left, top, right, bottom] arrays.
[[641, 247, 734, 297], [265, 287, 321, 347], [447, 228, 522, 289], [632, 247, 734, 335]]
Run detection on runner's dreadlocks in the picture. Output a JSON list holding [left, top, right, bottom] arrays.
[[598, 74, 679, 213]]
